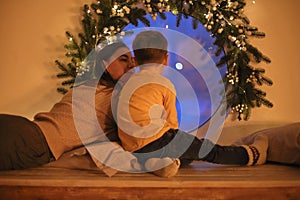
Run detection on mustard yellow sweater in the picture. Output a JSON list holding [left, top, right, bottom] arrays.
[[117, 65, 179, 152]]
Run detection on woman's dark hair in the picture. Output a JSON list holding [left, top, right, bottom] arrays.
[[95, 41, 129, 83], [74, 41, 129, 87]]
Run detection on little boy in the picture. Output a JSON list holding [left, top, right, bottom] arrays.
[[116, 30, 268, 177]]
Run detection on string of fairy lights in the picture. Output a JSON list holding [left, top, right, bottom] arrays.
[[59, 0, 271, 120]]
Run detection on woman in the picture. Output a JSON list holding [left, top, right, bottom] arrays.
[[0, 42, 135, 170]]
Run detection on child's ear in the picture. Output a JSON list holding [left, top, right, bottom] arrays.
[[163, 54, 169, 65], [133, 57, 139, 66]]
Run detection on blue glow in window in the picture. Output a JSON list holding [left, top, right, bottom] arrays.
[[123, 12, 226, 132]]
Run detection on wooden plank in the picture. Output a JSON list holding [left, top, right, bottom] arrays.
[[0, 162, 299, 199], [0, 186, 299, 200], [0, 163, 299, 187]]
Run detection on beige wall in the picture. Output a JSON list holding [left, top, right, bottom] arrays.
[[0, 0, 299, 124], [228, 0, 300, 125]]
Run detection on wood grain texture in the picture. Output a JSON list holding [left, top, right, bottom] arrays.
[[0, 162, 299, 200]]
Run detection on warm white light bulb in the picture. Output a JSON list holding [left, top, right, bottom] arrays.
[[175, 62, 183, 70]]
